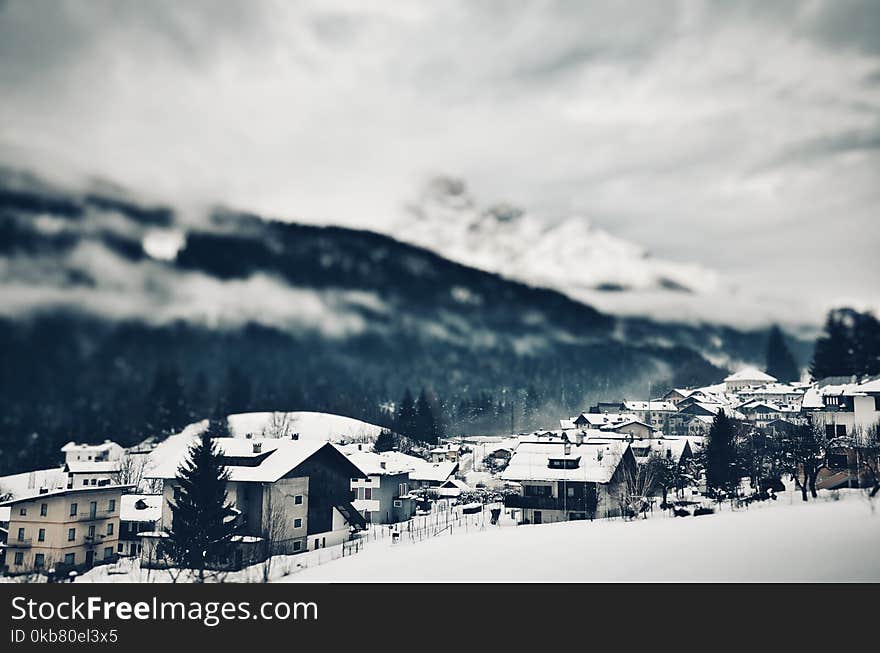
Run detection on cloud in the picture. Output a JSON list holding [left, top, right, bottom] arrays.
[[0, 0, 878, 322]]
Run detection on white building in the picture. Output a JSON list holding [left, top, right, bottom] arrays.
[[724, 368, 777, 392]]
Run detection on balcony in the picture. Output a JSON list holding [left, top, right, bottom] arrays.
[[8, 539, 33, 549], [74, 510, 113, 522]]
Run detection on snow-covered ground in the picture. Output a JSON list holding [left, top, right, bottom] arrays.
[[282, 491, 880, 583]]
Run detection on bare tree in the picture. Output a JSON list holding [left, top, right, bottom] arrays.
[[111, 453, 149, 490], [619, 461, 656, 519], [854, 423, 880, 508], [262, 412, 297, 439], [260, 491, 292, 582]]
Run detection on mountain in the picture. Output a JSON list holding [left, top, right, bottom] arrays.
[[0, 166, 807, 475], [399, 177, 816, 328]]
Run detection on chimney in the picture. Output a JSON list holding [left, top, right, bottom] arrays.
[[39, 487, 48, 494], [291, 433, 299, 441], [380, 461, 387, 470], [253, 442, 262, 454], [245, 433, 252, 439], [575, 431, 584, 445], [564, 443, 571, 456]]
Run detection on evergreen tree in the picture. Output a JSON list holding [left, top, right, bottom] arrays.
[[810, 311, 854, 380], [164, 434, 239, 580], [204, 416, 232, 439], [765, 325, 800, 383], [705, 411, 738, 498], [146, 363, 186, 437], [374, 429, 396, 453], [395, 389, 417, 438], [415, 389, 437, 444]]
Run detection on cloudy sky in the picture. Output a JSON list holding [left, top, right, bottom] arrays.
[[0, 0, 878, 320]]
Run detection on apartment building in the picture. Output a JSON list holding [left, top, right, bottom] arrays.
[[1, 484, 131, 575]]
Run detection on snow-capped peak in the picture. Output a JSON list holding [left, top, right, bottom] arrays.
[[400, 176, 719, 297]]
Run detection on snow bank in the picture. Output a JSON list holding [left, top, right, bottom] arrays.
[[284, 492, 880, 582]]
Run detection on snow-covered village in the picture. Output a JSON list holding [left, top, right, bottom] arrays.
[[2, 342, 879, 583], [1, 3, 880, 619]]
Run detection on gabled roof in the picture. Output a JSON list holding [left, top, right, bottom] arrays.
[[146, 438, 366, 483], [501, 441, 631, 484], [409, 461, 458, 482], [622, 400, 677, 412], [64, 461, 122, 474], [61, 440, 123, 453]]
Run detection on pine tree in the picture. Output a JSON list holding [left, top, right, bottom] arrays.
[[164, 434, 240, 580], [705, 411, 738, 498], [765, 325, 800, 383], [374, 429, 396, 453], [204, 416, 232, 439], [395, 389, 417, 439], [415, 389, 436, 444]]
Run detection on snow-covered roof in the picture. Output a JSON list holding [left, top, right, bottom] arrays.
[[146, 437, 365, 483], [0, 467, 68, 499], [724, 367, 777, 383], [622, 400, 677, 412], [61, 440, 122, 453], [120, 494, 163, 522], [501, 441, 630, 484], [0, 506, 10, 522], [573, 412, 638, 426], [409, 461, 457, 482], [345, 450, 418, 476], [65, 461, 122, 474], [0, 484, 134, 506]]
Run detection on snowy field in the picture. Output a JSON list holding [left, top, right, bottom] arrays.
[[283, 491, 880, 583]]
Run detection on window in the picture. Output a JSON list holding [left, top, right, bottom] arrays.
[[364, 488, 372, 500], [118, 543, 124, 553], [108, 499, 116, 513], [393, 500, 402, 508], [524, 485, 551, 497], [38, 528, 45, 542], [173, 487, 182, 503], [34, 553, 45, 568], [40, 503, 47, 517], [19, 507, 26, 516], [87, 524, 95, 538], [64, 553, 75, 566], [294, 518, 302, 528], [836, 424, 847, 437], [82, 479, 88, 486], [107, 522, 114, 536], [103, 547, 113, 560], [70, 502, 78, 517], [364, 477, 372, 483], [91, 479, 97, 486], [398, 483, 408, 496], [17, 528, 25, 541], [14, 552, 23, 565], [350, 477, 359, 483], [293, 541, 302, 551], [294, 495, 303, 505], [567, 487, 575, 498], [68, 528, 76, 542]]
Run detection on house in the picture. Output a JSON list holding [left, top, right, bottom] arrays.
[[345, 450, 417, 525], [429, 444, 462, 463], [408, 461, 458, 489], [602, 419, 656, 440], [621, 401, 678, 430], [572, 412, 637, 429], [0, 484, 131, 576], [63, 461, 121, 490], [801, 377, 880, 439], [663, 388, 693, 406], [501, 440, 636, 523], [118, 494, 162, 558], [145, 437, 367, 568], [436, 478, 471, 498], [724, 368, 777, 392], [61, 441, 124, 465]]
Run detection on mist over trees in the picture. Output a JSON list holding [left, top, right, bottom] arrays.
[[765, 325, 800, 383], [811, 308, 880, 380]]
